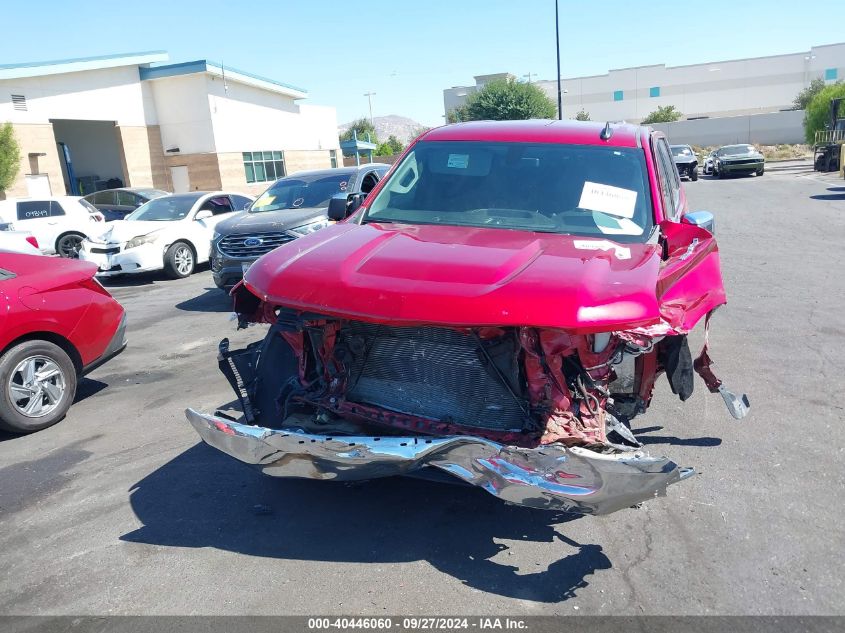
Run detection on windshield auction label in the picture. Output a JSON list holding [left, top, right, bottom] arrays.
[[447, 154, 470, 169], [578, 181, 637, 219]]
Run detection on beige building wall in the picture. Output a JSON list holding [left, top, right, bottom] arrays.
[[284, 150, 333, 174], [164, 153, 222, 191], [115, 125, 157, 189], [2, 123, 66, 199], [146, 125, 169, 191]]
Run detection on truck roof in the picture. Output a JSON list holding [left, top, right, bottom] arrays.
[[421, 119, 644, 148]]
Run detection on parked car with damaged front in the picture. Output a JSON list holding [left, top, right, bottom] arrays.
[[670, 144, 698, 181], [185, 120, 749, 516], [79, 191, 253, 279]]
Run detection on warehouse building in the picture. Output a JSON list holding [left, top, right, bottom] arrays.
[[0, 51, 341, 199], [444, 42, 845, 144]]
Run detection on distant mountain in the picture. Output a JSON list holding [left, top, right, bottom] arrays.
[[338, 115, 427, 145]]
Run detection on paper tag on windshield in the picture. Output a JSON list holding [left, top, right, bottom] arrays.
[[578, 181, 637, 219], [447, 154, 470, 169]]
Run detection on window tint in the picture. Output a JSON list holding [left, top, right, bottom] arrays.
[[360, 172, 379, 194], [50, 201, 66, 217], [231, 195, 252, 210], [654, 138, 679, 219], [200, 196, 234, 215], [16, 201, 51, 220], [93, 191, 116, 205], [117, 191, 139, 206]]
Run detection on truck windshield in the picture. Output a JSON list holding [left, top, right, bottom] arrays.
[[364, 141, 653, 241]]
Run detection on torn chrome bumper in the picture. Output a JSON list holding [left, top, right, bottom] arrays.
[[185, 409, 693, 515]]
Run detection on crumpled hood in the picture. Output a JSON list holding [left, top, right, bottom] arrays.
[[216, 208, 327, 235], [89, 220, 167, 244], [243, 222, 664, 331]]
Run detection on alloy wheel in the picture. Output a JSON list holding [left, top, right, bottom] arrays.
[[59, 235, 83, 258], [8, 356, 66, 418], [174, 246, 194, 275]]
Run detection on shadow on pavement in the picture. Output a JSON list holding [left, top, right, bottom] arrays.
[[121, 443, 612, 603], [73, 377, 108, 404], [634, 425, 722, 447], [810, 191, 845, 201], [0, 380, 107, 442], [175, 287, 232, 313], [99, 264, 210, 289]]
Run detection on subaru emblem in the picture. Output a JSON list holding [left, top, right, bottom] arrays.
[[244, 237, 263, 247]]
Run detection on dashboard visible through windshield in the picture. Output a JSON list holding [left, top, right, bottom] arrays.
[[364, 141, 653, 241]]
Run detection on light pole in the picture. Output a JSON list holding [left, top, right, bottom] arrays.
[[555, 0, 562, 120], [363, 92, 376, 127], [523, 72, 535, 83]]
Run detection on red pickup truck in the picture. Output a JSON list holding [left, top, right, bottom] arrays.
[[186, 120, 748, 516]]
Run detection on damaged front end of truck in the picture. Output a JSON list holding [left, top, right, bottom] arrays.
[[186, 278, 747, 516]]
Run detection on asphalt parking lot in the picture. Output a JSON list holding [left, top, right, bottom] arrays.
[[1, 162, 844, 616]]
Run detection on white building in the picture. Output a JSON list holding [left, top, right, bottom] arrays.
[[444, 43, 845, 140], [0, 52, 341, 199]]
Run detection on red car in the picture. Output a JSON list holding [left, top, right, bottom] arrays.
[[0, 253, 126, 433], [186, 120, 749, 515]]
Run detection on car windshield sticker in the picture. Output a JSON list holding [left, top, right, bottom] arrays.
[[592, 212, 644, 236], [578, 181, 637, 219], [447, 154, 470, 169], [339, 181, 348, 191], [292, 197, 304, 208], [573, 239, 631, 260]]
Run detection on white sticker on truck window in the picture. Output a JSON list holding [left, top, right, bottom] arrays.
[[578, 181, 637, 219], [447, 154, 470, 169]]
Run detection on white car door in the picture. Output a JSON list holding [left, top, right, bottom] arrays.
[[188, 195, 240, 263], [9, 200, 58, 254]]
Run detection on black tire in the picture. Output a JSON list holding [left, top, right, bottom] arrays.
[[756, 167, 764, 176], [0, 340, 78, 433], [56, 233, 84, 258], [164, 241, 195, 279], [690, 167, 699, 181]]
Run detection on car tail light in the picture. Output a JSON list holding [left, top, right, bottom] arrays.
[[26, 236, 39, 248]]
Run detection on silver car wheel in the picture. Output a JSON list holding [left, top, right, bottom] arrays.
[[8, 356, 67, 418], [174, 246, 194, 275]]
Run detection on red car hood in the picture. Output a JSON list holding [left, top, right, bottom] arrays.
[[243, 222, 663, 331]]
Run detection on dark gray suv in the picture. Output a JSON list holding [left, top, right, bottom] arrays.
[[211, 164, 390, 290]]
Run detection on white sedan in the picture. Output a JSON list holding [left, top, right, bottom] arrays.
[[79, 191, 253, 278]]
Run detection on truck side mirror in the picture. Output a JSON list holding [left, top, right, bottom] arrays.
[[682, 210, 715, 234]]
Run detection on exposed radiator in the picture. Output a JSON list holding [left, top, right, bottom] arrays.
[[337, 322, 526, 431]]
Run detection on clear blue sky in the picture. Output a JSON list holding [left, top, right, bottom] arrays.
[[2, 0, 843, 127]]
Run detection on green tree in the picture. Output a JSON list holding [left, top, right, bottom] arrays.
[[375, 135, 404, 156], [804, 82, 845, 144], [793, 78, 826, 111], [460, 79, 556, 121], [574, 109, 591, 121], [446, 107, 468, 123], [640, 105, 683, 124], [340, 117, 378, 144], [0, 122, 21, 194]]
